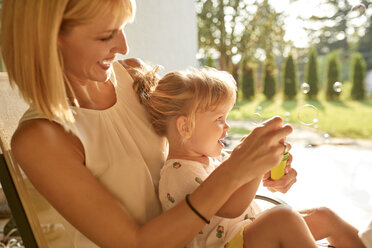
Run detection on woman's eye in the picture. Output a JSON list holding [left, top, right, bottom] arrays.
[[100, 34, 114, 42]]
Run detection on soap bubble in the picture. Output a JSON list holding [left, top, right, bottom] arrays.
[[251, 112, 262, 125], [301, 83, 310, 94], [324, 133, 331, 143], [256, 105, 263, 112], [333, 81, 342, 93], [298, 104, 319, 126], [284, 112, 291, 122], [351, 3, 366, 17]]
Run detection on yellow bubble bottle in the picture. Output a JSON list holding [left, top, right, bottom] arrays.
[[270, 152, 290, 180]]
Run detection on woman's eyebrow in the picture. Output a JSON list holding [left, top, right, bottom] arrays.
[[98, 29, 116, 34]]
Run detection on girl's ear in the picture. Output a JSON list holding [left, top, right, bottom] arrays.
[[176, 115, 190, 138]]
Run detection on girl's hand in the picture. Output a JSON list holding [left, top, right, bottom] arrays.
[[262, 152, 297, 193]]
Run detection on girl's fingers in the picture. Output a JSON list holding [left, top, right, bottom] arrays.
[[262, 168, 297, 193]]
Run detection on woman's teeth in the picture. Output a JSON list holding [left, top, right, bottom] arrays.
[[99, 60, 112, 65]]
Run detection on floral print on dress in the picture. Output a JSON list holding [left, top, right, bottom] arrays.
[[195, 177, 203, 184], [216, 225, 224, 238], [167, 193, 175, 203], [244, 213, 255, 221], [173, 161, 182, 168]]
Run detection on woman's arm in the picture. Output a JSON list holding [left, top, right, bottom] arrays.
[[10, 120, 242, 248], [12, 114, 291, 248]]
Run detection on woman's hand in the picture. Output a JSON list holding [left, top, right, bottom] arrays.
[[226, 116, 293, 186], [262, 152, 298, 193]]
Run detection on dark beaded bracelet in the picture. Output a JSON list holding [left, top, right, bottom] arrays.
[[185, 194, 210, 224]]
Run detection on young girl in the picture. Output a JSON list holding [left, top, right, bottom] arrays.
[[134, 66, 319, 248], [134, 66, 367, 248]]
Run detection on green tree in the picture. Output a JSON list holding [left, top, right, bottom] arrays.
[[304, 47, 319, 99], [326, 52, 341, 100], [282, 54, 297, 99], [304, 1, 371, 54], [358, 15, 372, 70], [303, 1, 371, 82], [351, 53, 366, 100], [205, 56, 216, 68], [263, 55, 276, 100], [196, 0, 286, 75], [241, 58, 255, 100]]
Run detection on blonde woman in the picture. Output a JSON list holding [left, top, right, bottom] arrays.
[[1, 0, 297, 247]]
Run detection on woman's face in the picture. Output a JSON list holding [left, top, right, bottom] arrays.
[[58, 12, 128, 84]]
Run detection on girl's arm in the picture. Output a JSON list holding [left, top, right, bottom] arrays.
[[216, 177, 262, 218]]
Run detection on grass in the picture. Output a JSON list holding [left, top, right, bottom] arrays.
[[228, 82, 372, 139]]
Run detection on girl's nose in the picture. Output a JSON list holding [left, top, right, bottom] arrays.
[[224, 121, 231, 131]]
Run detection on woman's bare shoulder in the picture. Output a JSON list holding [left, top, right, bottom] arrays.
[[11, 119, 84, 165]]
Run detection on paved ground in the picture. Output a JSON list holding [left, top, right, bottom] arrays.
[[227, 120, 372, 230]]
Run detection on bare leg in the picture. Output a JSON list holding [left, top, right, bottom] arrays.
[[242, 205, 318, 248], [301, 207, 366, 248]]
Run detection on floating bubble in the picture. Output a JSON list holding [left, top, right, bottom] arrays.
[[324, 133, 331, 143], [301, 83, 310, 94], [297, 104, 319, 126], [251, 112, 263, 125], [333, 81, 342, 93], [284, 112, 291, 122], [305, 144, 313, 148], [351, 3, 366, 16], [256, 105, 263, 112]]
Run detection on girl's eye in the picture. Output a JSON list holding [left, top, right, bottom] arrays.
[[216, 116, 223, 121]]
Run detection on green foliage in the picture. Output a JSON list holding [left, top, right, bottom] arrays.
[[196, 0, 286, 70], [205, 56, 216, 68], [241, 59, 255, 100], [326, 52, 341, 100], [358, 15, 372, 70], [305, 47, 319, 99], [228, 88, 372, 139], [304, 0, 361, 56], [283, 54, 297, 99], [263, 56, 276, 100], [351, 53, 366, 100]]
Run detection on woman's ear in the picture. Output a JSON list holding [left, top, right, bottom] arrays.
[[176, 115, 190, 138]]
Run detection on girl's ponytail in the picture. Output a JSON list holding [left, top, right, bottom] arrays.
[[132, 64, 161, 106]]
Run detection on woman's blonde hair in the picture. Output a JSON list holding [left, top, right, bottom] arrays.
[[134, 67, 237, 137], [1, 0, 135, 123]]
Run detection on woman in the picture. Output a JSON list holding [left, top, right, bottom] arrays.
[[1, 0, 296, 247]]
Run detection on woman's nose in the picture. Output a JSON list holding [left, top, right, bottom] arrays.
[[113, 29, 128, 55]]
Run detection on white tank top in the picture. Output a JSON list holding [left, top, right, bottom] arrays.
[[19, 62, 168, 247]]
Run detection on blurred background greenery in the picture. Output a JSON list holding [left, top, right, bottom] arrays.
[[195, 0, 372, 139]]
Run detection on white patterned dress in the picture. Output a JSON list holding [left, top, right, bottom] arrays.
[[158, 153, 255, 248]]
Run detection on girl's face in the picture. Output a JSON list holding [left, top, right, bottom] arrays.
[[185, 101, 233, 158], [58, 11, 128, 85]]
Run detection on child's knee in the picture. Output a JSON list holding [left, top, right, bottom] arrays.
[[267, 205, 303, 223], [309, 207, 337, 222]]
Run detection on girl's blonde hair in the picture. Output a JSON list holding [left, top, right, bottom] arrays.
[[134, 67, 237, 137], [1, 0, 135, 123]]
